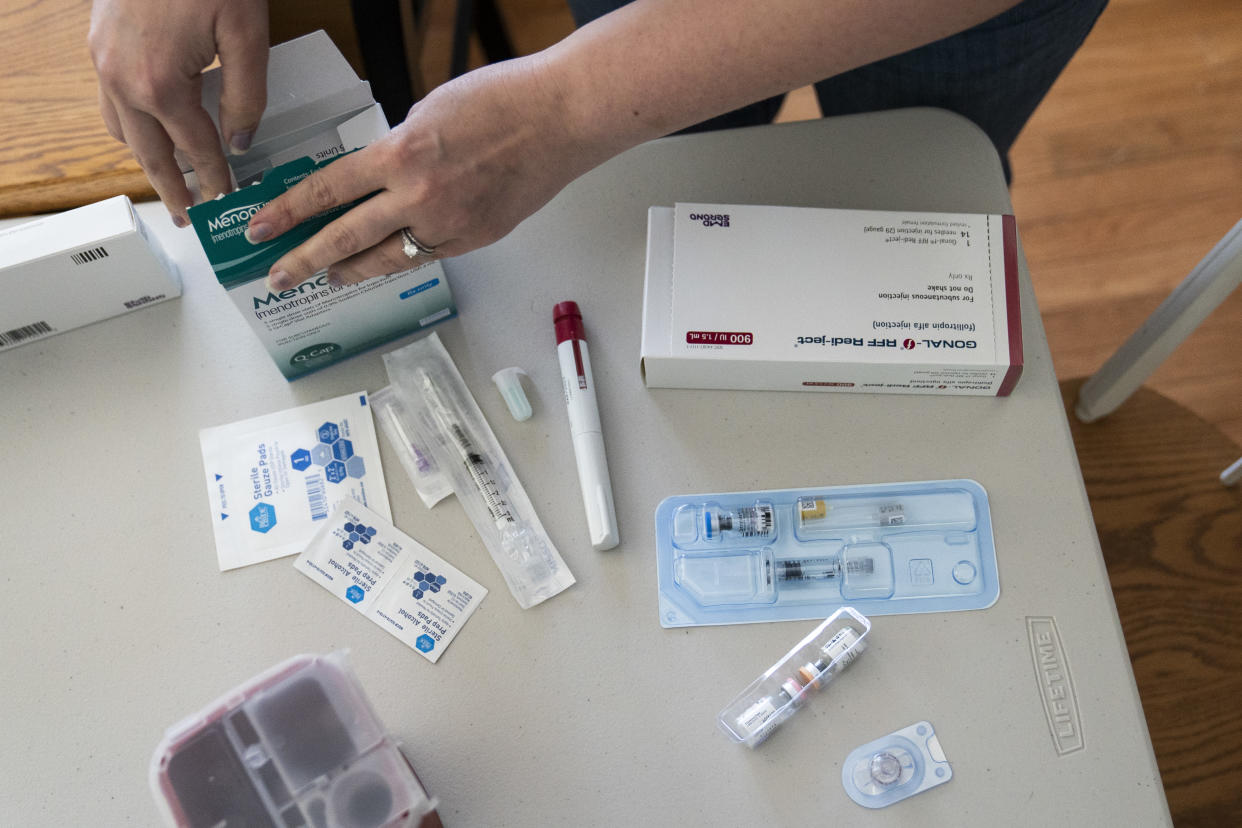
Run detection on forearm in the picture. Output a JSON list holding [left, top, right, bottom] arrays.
[[542, 0, 1022, 155], [252, 0, 1026, 287]]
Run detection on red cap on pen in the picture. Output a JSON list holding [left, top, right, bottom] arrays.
[[554, 300, 585, 344]]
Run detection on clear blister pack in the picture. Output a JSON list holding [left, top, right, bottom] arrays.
[[656, 479, 997, 627], [841, 721, 952, 808], [718, 607, 871, 747]]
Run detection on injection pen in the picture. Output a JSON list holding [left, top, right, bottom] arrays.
[[554, 301, 620, 550]]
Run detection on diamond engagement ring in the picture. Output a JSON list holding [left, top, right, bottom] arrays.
[[400, 227, 437, 259]]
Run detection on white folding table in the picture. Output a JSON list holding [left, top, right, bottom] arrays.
[[0, 108, 1170, 825]]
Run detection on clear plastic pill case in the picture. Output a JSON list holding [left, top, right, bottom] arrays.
[[655, 479, 998, 627], [718, 607, 871, 747]]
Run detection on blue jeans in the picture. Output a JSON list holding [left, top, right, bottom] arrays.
[[566, 0, 1109, 180]]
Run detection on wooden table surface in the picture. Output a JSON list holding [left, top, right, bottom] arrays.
[[0, 0, 154, 218]]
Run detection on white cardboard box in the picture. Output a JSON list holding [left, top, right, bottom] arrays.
[[0, 195, 181, 352], [641, 203, 1023, 395], [187, 30, 379, 189]]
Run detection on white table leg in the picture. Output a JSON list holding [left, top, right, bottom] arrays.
[[1075, 219, 1242, 423]]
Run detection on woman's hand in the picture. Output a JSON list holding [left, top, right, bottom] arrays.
[[89, 0, 269, 226], [250, 56, 600, 290], [245, 0, 1023, 289]]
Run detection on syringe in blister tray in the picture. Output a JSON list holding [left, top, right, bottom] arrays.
[[775, 556, 874, 583], [703, 502, 875, 583], [706, 499, 908, 541], [418, 369, 515, 530]]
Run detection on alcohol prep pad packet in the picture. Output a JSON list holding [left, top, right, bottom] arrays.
[[200, 392, 390, 570], [295, 500, 487, 662]]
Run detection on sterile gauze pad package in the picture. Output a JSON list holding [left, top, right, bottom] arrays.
[[199, 392, 390, 570]]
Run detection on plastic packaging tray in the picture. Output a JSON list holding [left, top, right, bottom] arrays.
[[656, 479, 998, 627]]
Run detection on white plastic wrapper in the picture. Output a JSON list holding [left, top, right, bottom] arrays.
[[842, 721, 952, 808], [370, 385, 454, 508], [383, 333, 575, 609], [199, 392, 390, 570]]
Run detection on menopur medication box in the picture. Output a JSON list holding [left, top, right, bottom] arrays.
[[0, 195, 180, 353], [641, 203, 1023, 396], [188, 152, 455, 380]]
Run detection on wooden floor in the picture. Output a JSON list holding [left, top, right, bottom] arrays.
[[1011, 0, 1242, 448]]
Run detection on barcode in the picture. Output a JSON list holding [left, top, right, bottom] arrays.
[[70, 246, 109, 265], [0, 321, 53, 346], [305, 473, 328, 521]]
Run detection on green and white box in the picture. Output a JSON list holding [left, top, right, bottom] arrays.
[[188, 152, 455, 379], [185, 29, 452, 379]]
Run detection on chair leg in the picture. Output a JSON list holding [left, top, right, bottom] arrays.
[[350, 0, 417, 123], [402, 0, 431, 102], [1075, 218, 1242, 423], [450, 0, 474, 79], [1223, 457, 1242, 486], [450, 0, 517, 79], [474, 0, 516, 64]]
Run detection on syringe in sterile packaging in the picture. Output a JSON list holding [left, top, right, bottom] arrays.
[[383, 332, 575, 609], [416, 368, 565, 601], [417, 369, 517, 529]]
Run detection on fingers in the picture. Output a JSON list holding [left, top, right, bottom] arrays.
[[247, 150, 385, 245], [265, 192, 415, 290], [98, 87, 124, 142], [110, 89, 231, 219], [327, 233, 437, 287], [159, 92, 235, 200], [115, 106, 196, 227], [111, 96, 230, 223], [215, 3, 269, 154], [96, 47, 228, 218]]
